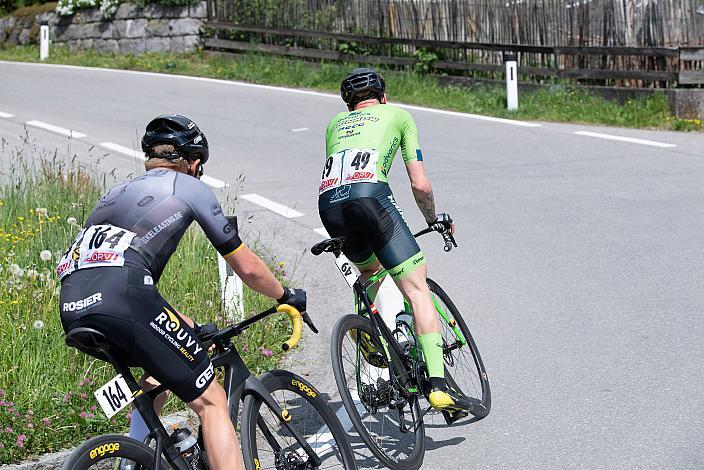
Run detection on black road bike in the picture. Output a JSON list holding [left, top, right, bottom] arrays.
[[311, 222, 491, 470], [61, 304, 358, 470]]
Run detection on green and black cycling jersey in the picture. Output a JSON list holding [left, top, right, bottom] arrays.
[[318, 105, 426, 279]]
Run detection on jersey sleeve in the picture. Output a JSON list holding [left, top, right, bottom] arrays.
[[182, 176, 243, 257], [398, 109, 424, 164]]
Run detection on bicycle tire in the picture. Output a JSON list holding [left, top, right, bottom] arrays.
[[428, 277, 491, 419], [331, 314, 425, 470], [240, 369, 357, 470], [61, 434, 167, 470]]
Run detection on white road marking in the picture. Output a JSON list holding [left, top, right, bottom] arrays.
[[201, 175, 228, 189], [240, 193, 303, 218], [574, 131, 676, 148], [26, 120, 86, 138], [2, 61, 541, 128], [291, 127, 309, 132], [99, 142, 145, 161], [0, 111, 14, 118], [99, 142, 227, 188], [398, 103, 542, 127], [314, 227, 329, 238]]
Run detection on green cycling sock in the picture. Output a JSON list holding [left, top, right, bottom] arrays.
[[418, 332, 444, 379]]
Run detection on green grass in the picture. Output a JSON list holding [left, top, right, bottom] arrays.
[[0, 44, 701, 131], [0, 140, 290, 464]]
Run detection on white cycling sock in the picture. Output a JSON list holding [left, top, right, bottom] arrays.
[[128, 409, 150, 443]]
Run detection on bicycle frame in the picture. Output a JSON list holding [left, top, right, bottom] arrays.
[[104, 306, 322, 470]]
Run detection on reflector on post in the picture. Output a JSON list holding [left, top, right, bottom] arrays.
[[504, 51, 518, 111], [40, 22, 49, 61]]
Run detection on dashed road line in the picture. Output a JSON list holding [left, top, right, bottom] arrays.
[[201, 175, 227, 189], [314, 227, 329, 238], [99, 142, 145, 160], [0, 111, 13, 118], [26, 120, 86, 138], [574, 131, 676, 148], [291, 127, 309, 132], [240, 193, 304, 218], [99, 141, 227, 188]]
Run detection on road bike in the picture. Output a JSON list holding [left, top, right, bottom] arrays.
[[311, 222, 491, 470], [61, 304, 358, 470]]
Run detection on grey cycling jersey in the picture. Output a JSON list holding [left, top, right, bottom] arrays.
[[83, 168, 242, 282]]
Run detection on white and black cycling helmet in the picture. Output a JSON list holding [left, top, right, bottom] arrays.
[[340, 67, 386, 106], [141, 114, 209, 165]]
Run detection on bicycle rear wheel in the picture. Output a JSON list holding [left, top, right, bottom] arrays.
[[241, 369, 357, 470], [61, 434, 167, 470], [331, 314, 425, 470], [428, 278, 491, 419]]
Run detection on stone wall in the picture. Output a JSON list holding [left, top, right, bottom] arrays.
[[0, 1, 205, 53]]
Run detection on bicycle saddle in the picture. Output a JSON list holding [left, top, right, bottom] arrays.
[[65, 327, 114, 362], [311, 237, 346, 256]]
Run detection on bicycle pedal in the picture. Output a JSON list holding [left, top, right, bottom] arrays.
[[442, 409, 469, 425]]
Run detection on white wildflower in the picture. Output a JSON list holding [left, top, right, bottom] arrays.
[[26, 269, 39, 279], [36, 208, 48, 217], [9, 264, 24, 277], [33, 320, 45, 330], [100, 0, 120, 19], [66, 217, 77, 226], [40, 250, 52, 262]]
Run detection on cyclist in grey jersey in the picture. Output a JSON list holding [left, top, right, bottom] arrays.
[[59, 115, 306, 470], [83, 167, 244, 283]]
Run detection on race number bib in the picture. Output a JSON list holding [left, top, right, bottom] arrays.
[[319, 148, 379, 194], [94, 374, 134, 419], [56, 225, 136, 280]]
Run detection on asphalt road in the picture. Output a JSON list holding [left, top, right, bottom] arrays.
[[2, 61, 704, 469]]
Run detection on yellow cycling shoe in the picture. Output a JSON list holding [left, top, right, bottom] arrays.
[[349, 329, 387, 368], [428, 387, 472, 412]]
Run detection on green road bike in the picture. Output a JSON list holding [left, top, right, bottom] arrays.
[[311, 223, 491, 470], [61, 304, 357, 470]]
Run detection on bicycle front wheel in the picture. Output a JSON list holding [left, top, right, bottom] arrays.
[[61, 434, 167, 470], [240, 369, 357, 470], [428, 278, 491, 419], [331, 314, 425, 470]]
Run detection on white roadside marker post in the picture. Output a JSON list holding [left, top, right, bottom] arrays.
[[217, 216, 244, 321], [505, 51, 518, 111], [218, 253, 244, 321], [39, 22, 49, 61]]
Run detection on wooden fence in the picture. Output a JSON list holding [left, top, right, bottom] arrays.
[[204, 21, 704, 86], [208, 0, 704, 47]]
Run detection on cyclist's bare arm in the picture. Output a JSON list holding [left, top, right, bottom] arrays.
[[406, 161, 456, 234], [406, 161, 437, 224], [224, 245, 285, 300]]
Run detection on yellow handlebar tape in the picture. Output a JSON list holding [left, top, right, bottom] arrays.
[[278, 304, 303, 351]]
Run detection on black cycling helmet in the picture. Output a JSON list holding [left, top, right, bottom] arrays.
[[340, 67, 386, 106], [141, 114, 209, 165]]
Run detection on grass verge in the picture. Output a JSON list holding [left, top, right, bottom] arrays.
[[0, 135, 290, 464], [0, 45, 701, 131]]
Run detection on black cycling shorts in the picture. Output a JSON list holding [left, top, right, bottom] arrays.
[[59, 266, 214, 403], [318, 182, 425, 279]]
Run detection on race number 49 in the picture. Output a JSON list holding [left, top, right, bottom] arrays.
[[94, 374, 134, 419], [335, 254, 359, 288]]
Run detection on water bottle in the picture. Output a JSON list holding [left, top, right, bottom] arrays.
[[171, 426, 204, 470], [394, 311, 416, 356]]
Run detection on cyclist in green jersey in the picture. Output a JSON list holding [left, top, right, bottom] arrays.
[[318, 68, 470, 411]]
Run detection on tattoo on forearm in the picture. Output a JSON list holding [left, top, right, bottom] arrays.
[[414, 188, 436, 223]]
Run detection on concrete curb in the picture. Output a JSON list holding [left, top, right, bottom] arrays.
[[0, 411, 197, 470]]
